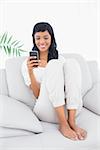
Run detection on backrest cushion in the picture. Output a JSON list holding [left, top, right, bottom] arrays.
[[5, 57, 36, 108], [83, 82, 100, 115], [0, 69, 8, 95], [5, 53, 93, 109], [87, 61, 100, 84]]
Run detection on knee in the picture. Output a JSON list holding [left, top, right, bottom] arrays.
[[46, 59, 63, 70], [45, 59, 64, 79], [47, 59, 59, 66], [64, 58, 80, 68], [64, 58, 81, 74]]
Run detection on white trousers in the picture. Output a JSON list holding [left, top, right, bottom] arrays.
[[38, 58, 83, 116]]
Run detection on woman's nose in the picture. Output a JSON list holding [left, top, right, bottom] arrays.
[[40, 38, 45, 44]]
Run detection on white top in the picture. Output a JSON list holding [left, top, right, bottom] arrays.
[[21, 54, 66, 86]]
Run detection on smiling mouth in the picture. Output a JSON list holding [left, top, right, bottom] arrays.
[[40, 45, 46, 48]]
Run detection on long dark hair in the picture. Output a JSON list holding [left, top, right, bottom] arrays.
[[32, 22, 58, 62]]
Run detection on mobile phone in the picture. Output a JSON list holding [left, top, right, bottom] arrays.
[[29, 51, 39, 61], [29, 50, 39, 67]]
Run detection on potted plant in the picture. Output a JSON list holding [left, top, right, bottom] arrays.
[[0, 32, 27, 68]]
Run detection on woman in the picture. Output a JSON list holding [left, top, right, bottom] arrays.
[[22, 22, 87, 140]]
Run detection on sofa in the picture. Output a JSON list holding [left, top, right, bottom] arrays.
[[0, 53, 100, 150]]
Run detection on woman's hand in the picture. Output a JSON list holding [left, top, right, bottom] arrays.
[[27, 57, 40, 73]]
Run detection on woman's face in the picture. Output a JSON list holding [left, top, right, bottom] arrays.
[[34, 30, 51, 52]]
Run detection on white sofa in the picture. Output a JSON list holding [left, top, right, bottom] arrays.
[[0, 53, 100, 150]]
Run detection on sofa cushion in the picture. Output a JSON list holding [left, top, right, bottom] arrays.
[[0, 108, 99, 149], [0, 69, 8, 95], [87, 61, 100, 84], [5, 57, 36, 108], [0, 95, 43, 133], [39, 108, 100, 149], [83, 82, 100, 115], [0, 126, 33, 138], [62, 53, 92, 96]]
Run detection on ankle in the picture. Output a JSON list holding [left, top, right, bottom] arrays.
[[68, 119, 76, 129], [59, 121, 70, 129]]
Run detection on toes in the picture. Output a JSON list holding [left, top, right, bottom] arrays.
[[76, 132, 84, 140], [72, 132, 78, 141], [81, 131, 87, 139], [71, 137, 78, 141], [70, 134, 78, 141], [76, 130, 87, 140]]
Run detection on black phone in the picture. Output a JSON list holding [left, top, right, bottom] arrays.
[[29, 51, 39, 61]]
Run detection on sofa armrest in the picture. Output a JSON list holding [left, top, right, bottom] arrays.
[[83, 82, 100, 115]]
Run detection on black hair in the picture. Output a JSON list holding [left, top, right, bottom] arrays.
[[32, 22, 58, 62]]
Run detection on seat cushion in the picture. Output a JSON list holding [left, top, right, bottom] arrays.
[[0, 108, 100, 150], [0, 126, 33, 138]]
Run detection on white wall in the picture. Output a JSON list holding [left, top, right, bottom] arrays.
[[0, 0, 100, 68]]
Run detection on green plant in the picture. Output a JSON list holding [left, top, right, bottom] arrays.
[[0, 32, 26, 56]]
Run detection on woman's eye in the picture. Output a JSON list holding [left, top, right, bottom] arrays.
[[44, 37, 49, 40], [36, 38, 40, 40]]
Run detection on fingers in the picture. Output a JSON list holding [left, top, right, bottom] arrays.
[[27, 57, 40, 69]]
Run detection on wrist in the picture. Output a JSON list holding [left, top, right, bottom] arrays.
[[28, 69, 33, 75]]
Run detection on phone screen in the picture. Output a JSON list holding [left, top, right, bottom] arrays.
[[29, 51, 39, 60]]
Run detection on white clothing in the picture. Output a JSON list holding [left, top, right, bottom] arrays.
[[21, 54, 66, 86], [21, 55, 82, 115], [21, 59, 46, 86]]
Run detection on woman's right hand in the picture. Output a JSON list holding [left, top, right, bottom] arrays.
[[27, 57, 40, 73]]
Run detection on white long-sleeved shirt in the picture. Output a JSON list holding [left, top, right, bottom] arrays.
[[21, 54, 66, 86]]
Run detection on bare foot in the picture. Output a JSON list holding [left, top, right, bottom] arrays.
[[59, 125, 78, 141], [68, 122, 87, 140], [72, 126, 87, 140]]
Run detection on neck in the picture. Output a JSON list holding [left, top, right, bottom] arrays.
[[40, 51, 48, 60]]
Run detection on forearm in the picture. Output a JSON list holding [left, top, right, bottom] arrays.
[[29, 71, 40, 98]]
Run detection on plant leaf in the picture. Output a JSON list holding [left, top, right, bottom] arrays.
[[0, 33, 6, 44], [7, 35, 13, 44], [18, 50, 20, 56], [17, 44, 24, 48], [16, 48, 18, 56], [4, 33, 8, 44], [3, 45, 8, 55], [0, 32, 27, 56], [7, 46, 11, 55], [19, 49, 27, 52], [13, 41, 20, 47], [13, 47, 15, 56], [11, 40, 18, 45]]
